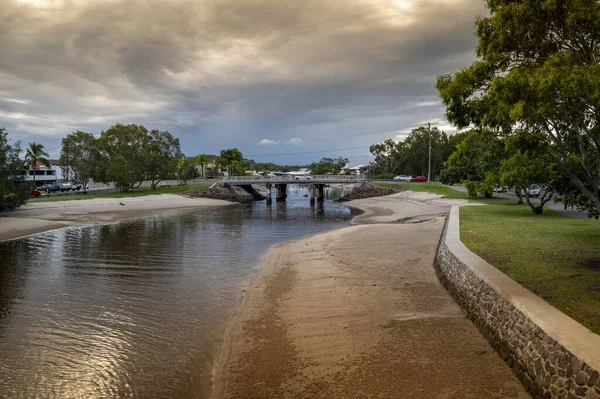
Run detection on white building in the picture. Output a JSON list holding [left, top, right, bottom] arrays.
[[20, 160, 64, 186], [340, 163, 369, 176]]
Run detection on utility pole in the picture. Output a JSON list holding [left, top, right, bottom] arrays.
[[427, 123, 432, 183]]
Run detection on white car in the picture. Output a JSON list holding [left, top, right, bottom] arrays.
[[528, 184, 541, 197], [393, 175, 412, 182], [293, 175, 311, 181]]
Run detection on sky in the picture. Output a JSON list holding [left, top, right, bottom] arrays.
[[1, 0, 486, 165]]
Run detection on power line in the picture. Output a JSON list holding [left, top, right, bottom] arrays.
[[246, 145, 371, 157]]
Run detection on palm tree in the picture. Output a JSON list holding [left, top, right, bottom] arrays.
[[195, 154, 211, 179], [219, 148, 243, 175], [214, 156, 225, 179], [24, 142, 51, 185]]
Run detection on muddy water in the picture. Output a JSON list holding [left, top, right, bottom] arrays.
[[0, 185, 352, 399]]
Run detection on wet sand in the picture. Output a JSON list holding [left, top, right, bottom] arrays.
[[212, 193, 528, 398], [0, 194, 233, 241]]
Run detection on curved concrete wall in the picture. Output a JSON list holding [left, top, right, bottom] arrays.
[[435, 206, 600, 399]]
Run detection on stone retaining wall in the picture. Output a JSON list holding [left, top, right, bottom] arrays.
[[435, 206, 600, 399]]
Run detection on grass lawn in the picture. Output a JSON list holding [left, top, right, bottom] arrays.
[[29, 182, 213, 203], [461, 203, 600, 334]]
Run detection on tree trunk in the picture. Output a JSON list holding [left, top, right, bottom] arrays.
[[151, 179, 162, 189], [515, 187, 523, 204], [524, 189, 554, 215]]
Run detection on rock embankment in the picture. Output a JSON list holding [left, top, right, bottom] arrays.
[[187, 183, 265, 203], [337, 182, 399, 202]]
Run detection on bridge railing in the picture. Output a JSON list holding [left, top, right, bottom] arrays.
[[222, 175, 367, 182]]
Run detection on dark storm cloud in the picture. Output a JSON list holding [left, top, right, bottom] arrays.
[[0, 0, 485, 162]]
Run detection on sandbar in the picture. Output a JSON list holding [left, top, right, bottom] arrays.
[[0, 194, 233, 242], [212, 192, 528, 398]]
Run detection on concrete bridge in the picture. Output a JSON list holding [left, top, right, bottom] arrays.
[[222, 175, 367, 204]]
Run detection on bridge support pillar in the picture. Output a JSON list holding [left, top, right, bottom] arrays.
[[266, 183, 272, 205], [275, 184, 287, 201], [315, 184, 325, 203], [310, 184, 325, 205]]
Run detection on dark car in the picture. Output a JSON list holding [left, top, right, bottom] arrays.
[[38, 184, 59, 193], [410, 176, 428, 183]]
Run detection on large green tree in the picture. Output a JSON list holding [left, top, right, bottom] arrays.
[[499, 130, 556, 214], [218, 148, 243, 175], [439, 129, 505, 197], [0, 128, 30, 211], [24, 142, 50, 185], [309, 157, 348, 175], [96, 124, 149, 190], [437, 0, 600, 215], [59, 131, 97, 192], [369, 139, 407, 175], [145, 129, 183, 189], [177, 158, 199, 183], [369, 126, 459, 179], [96, 124, 183, 190]]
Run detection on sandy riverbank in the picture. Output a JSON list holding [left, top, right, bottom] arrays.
[[212, 192, 528, 398], [0, 194, 233, 241]]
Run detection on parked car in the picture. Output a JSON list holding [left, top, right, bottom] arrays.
[[493, 186, 507, 193], [29, 189, 41, 198], [410, 176, 428, 183], [393, 175, 412, 182], [37, 184, 59, 193], [59, 182, 83, 192], [528, 184, 541, 198]]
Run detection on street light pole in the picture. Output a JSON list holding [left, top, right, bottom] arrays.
[[427, 123, 432, 183]]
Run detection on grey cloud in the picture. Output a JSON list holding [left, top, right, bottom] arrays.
[[0, 0, 486, 163]]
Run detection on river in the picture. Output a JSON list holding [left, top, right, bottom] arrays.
[[0, 185, 353, 398]]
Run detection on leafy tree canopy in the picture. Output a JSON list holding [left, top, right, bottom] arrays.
[[60, 131, 97, 191], [309, 157, 348, 175], [499, 130, 557, 214], [95, 124, 183, 191], [439, 129, 505, 197], [145, 129, 183, 188], [437, 0, 600, 214], [370, 126, 461, 179], [0, 128, 30, 211]]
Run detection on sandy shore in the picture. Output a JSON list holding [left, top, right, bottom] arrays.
[[0, 194, 233, 241], [212, 192, 528, 398]]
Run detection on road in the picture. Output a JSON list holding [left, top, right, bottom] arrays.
[[449, 185, 592, 219]]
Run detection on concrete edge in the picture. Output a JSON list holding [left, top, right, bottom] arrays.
[[435, 206, 600, 398], [445, 206, 600, 371]]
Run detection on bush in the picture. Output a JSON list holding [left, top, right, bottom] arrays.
[[463, 180, 479, 198]]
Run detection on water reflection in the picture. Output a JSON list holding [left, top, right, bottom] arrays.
[[0, 185, 351, 398]]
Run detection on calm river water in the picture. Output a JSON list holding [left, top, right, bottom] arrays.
[[0, 185, 353, 398]]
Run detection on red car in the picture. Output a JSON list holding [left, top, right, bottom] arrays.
[[411, 176, 428, 183], [29, 189, 41, 198]]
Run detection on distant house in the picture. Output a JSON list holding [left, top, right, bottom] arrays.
[[340, 163, 369, 176], [190, 155, 227, 179]]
